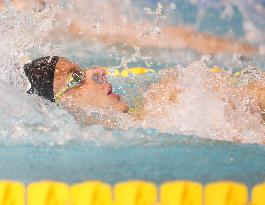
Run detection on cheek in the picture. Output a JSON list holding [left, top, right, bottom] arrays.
[[75, 84, 102, 99]]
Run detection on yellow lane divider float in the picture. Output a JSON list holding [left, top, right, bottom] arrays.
[[205, 181, 248, 205], [0, 181, 24, 205], [103, 66, 243, 78], [209, 66, 224, 73], [28, 181, 69, 205], [252, 182, 265, 205], [103, 67, 156, 77], [160, 181, 202, 205], [1, 180, 265, 205], [114, 181, 157, 205], [209, 66, 247, 78], [71, 181, 112, 205]]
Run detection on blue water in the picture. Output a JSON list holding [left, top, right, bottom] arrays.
[[1, 134, 265, 188]]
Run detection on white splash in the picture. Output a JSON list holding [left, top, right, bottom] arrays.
[[140, 61, 265, 144], [0, 4, 60, 89]]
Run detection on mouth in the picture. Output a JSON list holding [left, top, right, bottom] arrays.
[[105, 83, 121, 100], [108, 93, 121, 100]]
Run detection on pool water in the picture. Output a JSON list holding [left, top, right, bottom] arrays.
[[1, 136, 265, 188], [0, 0, 265, 187]]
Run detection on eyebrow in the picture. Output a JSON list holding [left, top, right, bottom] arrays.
[[68, 66, 81, 73]]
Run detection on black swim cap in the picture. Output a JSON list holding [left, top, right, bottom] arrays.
[[24, 56, 59, 102]]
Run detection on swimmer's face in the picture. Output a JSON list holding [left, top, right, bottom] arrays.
[[53, 58, 129, 112]]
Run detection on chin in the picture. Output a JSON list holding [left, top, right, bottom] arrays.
[[121, 104, 129, 113], [115, 102, 129, 113], [107, 94, 128, 112]]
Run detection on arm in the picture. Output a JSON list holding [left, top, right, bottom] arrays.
[[69, 18, 257, 55], [0, 0, 4, 10], [8, 0, 258, 55], [10, 0, 45, 11]]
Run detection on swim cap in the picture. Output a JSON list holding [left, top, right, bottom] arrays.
[[24, 56, 59, 102]]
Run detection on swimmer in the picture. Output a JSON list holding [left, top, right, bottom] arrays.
[[24, 56, 265, 126], [24, 56, 129, 113], [6, 0, 258, 55]]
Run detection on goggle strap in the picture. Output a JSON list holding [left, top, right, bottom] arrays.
[[54, 86, 70, 102]]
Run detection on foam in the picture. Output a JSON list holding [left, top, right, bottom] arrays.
[[139, 61, 265, 143]]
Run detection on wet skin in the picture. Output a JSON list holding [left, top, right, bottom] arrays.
[[53, 58, 129, 113]]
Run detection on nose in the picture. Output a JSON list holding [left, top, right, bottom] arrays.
[[91, 67, 107, 84]]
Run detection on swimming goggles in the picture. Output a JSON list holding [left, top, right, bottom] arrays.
[[54, 69, 108, 102], [54, 70, 85, 102]]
